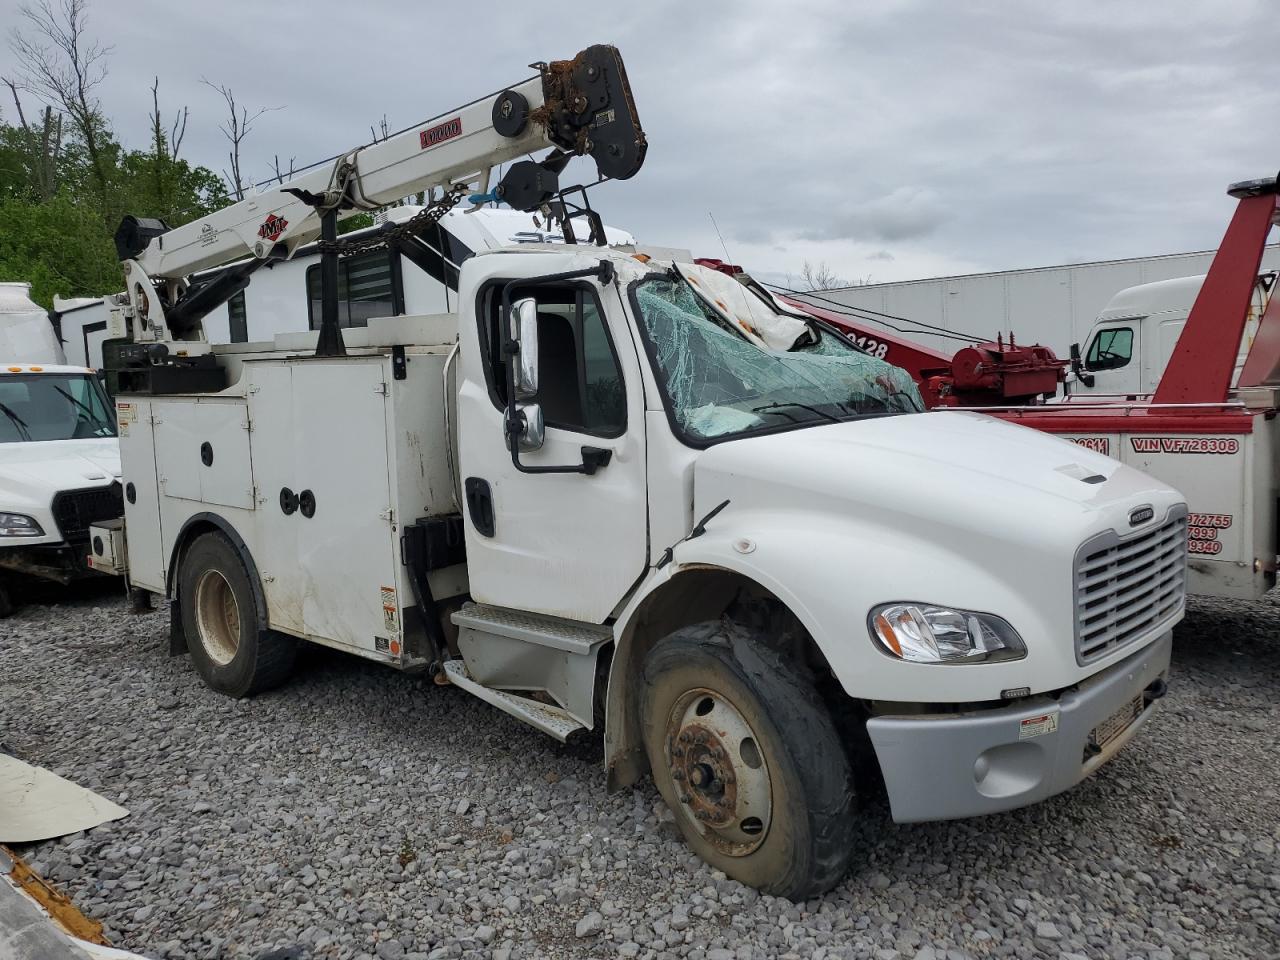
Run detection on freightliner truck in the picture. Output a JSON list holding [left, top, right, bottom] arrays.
[[91, 45, 1186, 897]]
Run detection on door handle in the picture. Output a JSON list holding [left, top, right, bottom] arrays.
[[465, 477, 495, 538]]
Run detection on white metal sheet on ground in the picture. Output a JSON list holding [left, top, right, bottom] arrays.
[[0, 756, 128, 843]]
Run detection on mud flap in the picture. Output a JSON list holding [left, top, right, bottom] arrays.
[[168, 596, 188, 656]]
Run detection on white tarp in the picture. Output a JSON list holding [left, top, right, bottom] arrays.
[[0, 756, 128, 844], [0, 283, 64, 365]]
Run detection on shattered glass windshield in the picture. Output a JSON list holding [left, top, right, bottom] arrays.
[[632, 275, 923, 442]]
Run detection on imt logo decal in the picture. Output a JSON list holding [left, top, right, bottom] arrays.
[[257, 213, 288, 242], [420, 117, 462, 149]]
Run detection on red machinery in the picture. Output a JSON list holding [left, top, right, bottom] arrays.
[[692, 258, 1068, 407]]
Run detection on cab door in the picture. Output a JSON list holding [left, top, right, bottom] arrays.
[[456, 255, 648, 623], [1082, 322, 1140, 396]]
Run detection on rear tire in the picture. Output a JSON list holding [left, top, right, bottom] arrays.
[[640, 619, 856, 899], [178, 533, 295, 697], [0, 580, 13, 618]]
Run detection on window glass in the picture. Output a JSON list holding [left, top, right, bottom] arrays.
[[228, 291, 248, 342], [480, 284, 626, 437], [0, 374, 116, 443], [306, 251, 397, 329], [1085, 327, 1134, 370], [631, 276, 922, 443]]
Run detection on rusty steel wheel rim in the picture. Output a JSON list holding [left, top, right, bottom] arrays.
[[194, 569, 240, 666], [664, 687, 773, 856]]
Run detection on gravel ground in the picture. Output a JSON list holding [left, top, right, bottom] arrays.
[[2, 581, 1278, 960]]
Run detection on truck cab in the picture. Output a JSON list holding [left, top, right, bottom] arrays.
[[1072, 273, 1269, 397], [0, 363, 121, 614]]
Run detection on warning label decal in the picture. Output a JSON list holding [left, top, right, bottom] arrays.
[[1019, 712, 1059, 740]]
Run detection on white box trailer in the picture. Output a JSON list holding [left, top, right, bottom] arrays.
[[813, 244, 1280, 359]]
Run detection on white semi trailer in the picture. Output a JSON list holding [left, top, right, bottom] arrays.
[[92, 45, 1187, 897]]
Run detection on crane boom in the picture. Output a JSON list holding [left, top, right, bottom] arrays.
[[113, 44, 645, 344]]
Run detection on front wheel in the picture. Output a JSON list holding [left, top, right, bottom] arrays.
[[178, 532, 295, 697], [640, 619, 856, 899]]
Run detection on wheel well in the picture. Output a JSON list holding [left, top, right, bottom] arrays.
[[605, 566, 848, 791], [166, 513, 268, 632]]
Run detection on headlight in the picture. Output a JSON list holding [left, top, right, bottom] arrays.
[[869, 603, 1025, 664], [0, 513, 44, 537]]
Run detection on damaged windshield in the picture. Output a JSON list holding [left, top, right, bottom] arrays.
[[0, 373, 116, 443], [631, 275, 923, 442]]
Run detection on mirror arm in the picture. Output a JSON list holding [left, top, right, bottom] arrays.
[[501, 260, 618, 476]]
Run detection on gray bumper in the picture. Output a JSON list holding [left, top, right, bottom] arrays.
[[866, 631, 1172, 823]]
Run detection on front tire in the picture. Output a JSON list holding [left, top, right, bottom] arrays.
[[178, 533, 295, 697], [640, 619, 856, 899]]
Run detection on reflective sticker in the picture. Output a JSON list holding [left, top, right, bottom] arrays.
[[380, 585, 397, 632], [1018, 712, 1059, 740]]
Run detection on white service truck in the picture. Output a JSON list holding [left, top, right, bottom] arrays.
[[0, 283, 121, 615], [92, 45, 1187, 897]]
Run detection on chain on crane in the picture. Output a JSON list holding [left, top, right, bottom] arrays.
[[312, 185, 470, 259]]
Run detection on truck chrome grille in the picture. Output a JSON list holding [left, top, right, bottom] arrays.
[[1074, 507, 1187, 664], [52, 485, 123, 543]]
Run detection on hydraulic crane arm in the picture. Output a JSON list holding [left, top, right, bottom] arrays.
[[114, 44, 645, 343]]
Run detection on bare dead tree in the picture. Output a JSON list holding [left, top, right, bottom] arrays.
[[202, 78, 281, 200], [271, 154, 296, 185], [369, 113, 391, 143], [2, 74, 62, 198], [148, 76, 189, 213], [800, 260, 850, 291], [9, 0, 112, 195]]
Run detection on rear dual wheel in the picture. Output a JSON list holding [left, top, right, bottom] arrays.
[[641, 620, 856, 900]]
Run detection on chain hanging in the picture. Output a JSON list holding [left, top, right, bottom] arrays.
[[313, 185, 470, 258]]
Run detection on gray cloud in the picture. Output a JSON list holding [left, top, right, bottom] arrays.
[[9, 0, 1277, 283]]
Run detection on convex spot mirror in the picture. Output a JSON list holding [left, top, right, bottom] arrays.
[[512, 402, 544, 452], [511, 297, 539, 400]]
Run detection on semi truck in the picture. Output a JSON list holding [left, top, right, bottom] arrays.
[[90, 44, 1186, 898]]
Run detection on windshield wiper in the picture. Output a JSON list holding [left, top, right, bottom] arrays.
[[0, 401, 32, 441], [53, 385, 114, 437], [751, 401, 842, 425]]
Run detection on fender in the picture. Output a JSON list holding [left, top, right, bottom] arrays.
[[166, 512, 271, 642]]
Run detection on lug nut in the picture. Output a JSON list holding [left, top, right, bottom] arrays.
[[679, 794, 692, 804], [672, 770, 686, 781]]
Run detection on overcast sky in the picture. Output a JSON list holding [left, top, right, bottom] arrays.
[[4, 0, 1278, 287]]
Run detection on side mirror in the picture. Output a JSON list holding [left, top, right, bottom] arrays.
[[510, 402, 545, 452], [510, 297, 539, 400], [1069, 342, 1095, 388]]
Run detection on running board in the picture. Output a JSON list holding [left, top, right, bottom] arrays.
[[451, 602, 611, 726], [441, 660, 585, 742]]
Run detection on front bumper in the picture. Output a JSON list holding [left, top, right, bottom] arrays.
[[866, 631, 1172, 823], [0, 541, 99, 585]]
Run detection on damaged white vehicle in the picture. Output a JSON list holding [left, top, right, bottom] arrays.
[[95, 47, 1186, 897]]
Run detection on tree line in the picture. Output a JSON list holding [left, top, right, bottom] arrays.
[[0, 0, 280, 308]]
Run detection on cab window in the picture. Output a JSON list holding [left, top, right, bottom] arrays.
[[1085, 327, 1134, 371], [479, 283, 625, 437]]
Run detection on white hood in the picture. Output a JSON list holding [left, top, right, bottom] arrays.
[[0, 437, 120, 512]]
